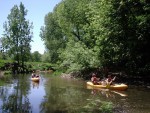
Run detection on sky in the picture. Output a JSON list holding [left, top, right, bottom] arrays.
[[0, 0, 62, 54]]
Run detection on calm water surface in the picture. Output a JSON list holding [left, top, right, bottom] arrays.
[[0, 73, 150, 113]]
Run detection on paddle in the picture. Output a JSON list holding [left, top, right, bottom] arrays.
[[111, 91, 127, 97]]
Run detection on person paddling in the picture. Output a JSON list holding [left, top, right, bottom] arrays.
[[105, 74, 116, 85], [32, 71, 36, 78], [91, 73, 101, 85]]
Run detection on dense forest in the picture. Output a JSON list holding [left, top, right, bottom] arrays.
[[40, 0, 150, 81], [0, 1, 149, 112], [0, 0, 150, 83]]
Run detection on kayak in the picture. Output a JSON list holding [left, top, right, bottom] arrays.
[[31, 77, 40, 82], [87, 85, 128, 97], [87, 81, 128, 91]]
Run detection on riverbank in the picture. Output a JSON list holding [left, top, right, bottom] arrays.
[[59, 70, 150, 89]]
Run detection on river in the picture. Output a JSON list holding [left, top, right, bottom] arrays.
[[0, 73, 150, 113]]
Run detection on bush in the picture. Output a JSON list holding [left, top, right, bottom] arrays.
[[26, 62, 55, 71]]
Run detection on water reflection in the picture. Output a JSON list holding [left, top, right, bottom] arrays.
[[0, 75, 32, 113], [32, 81, 39, 89], [39, 77, 88, 113], [29, 77, 46, 113], [87, 85, 128, 97], [0, 74, 150, 113]]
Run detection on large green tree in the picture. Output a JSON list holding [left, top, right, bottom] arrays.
[[2, 2, 33, 71], [40, 11, 65, 63], [99, 0, 150, 75], [41, 0, 150, 77]]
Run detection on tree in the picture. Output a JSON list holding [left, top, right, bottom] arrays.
[[40, 11, 65, 63], [31, 51, 41, 62], [2, 2, 33, 72], [41, 0, 150, 77]]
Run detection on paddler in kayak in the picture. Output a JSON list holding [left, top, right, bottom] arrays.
[[32, 71, 36, 78], [91, 73, 102, 85], [105, 74, 116, 85]]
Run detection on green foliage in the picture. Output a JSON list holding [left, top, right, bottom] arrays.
[[100, 0, 150, 74], [41, 52, 51, 62], [0, 60, 8, 68], [2, 2, 33, 66], [59, 40, 100, 72], [40, 11, 65, 63], [0, 59, 13, 70], [30, 51, 42, 62], [3, 71, 12, 75], [51, 70, 63, 76], [41, 0, 150, 77], [26, 62, 54, 71], [0, 72, 12, 86]]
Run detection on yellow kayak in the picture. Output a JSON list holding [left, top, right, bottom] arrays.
[[87, 81, 128, 91], [31, 77, 40, 82]]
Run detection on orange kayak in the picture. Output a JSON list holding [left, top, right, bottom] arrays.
[[87, 81, 128, 91]]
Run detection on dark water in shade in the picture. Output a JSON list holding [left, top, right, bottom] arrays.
[[0, 73, 150, 113]]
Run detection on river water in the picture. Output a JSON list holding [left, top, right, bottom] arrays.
[[0, 73, 150, 113]]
